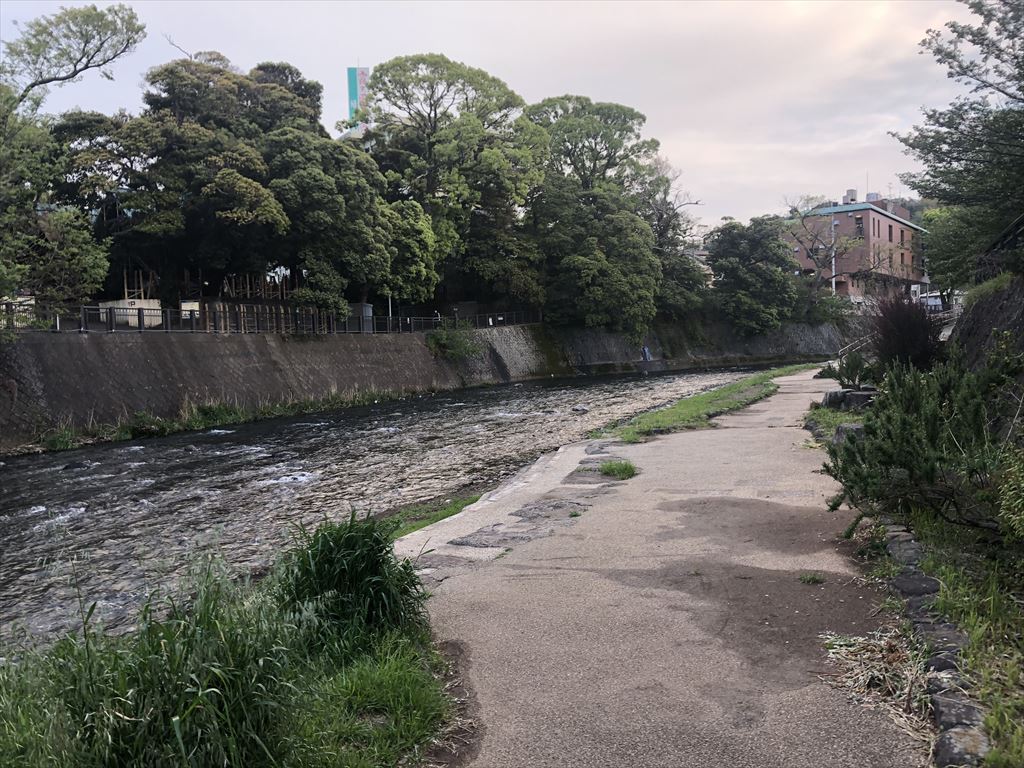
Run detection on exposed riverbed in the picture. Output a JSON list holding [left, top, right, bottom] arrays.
[[0, 369, 743, 638]]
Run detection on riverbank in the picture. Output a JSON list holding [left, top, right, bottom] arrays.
[[395, 368, 921, 766], [1, 368, 748, 639], [0, 320, 845, 453]]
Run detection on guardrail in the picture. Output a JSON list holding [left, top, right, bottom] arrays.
[[2, 304, 542, 336]]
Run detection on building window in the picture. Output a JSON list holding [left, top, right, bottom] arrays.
[[900, 252, 905, 265], [888, 223, 893, 242], [900, 229, 905, 245], [854, 216, 864, 237]]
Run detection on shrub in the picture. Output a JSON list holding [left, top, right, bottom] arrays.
[[872, 297, 941, 371], [835, 350, 872, 390], [825, 351, 1022, 544], [425, 319, 481, 360], [278, 515, 427, 638]]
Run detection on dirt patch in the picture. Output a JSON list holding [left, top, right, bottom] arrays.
[[423, 639, 483, 768]]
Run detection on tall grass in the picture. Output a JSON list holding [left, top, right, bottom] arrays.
[[0, 516, 446, 767]]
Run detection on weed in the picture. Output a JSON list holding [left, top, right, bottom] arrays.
[[804, 403, 865, 441], [391, 495, 481, 539], [799, 572, 826, 585], [599, 460, 637, 480], [569, 510, 582, 518]]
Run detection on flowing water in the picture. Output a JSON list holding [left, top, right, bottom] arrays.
[[0, 369, 744, 638]]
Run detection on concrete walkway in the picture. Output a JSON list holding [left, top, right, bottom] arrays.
[[397, 371, 920, 768]]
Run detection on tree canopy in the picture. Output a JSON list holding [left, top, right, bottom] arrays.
[[895, 0, 1024, 279]]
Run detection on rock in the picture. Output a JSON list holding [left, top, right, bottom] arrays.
[[822, 389, 852, 408], [449, 524, 538, 548], [916, 624, 968, 653], [183, 444, 199, 453], [886, 538, 923, 566], [61, 461, 90, 471], [511, 499, 587, 520], [890, 570, 940, 596], [832, 423, 865, 446], [933, 726, 990, 767], [931, 693, 984, 729], [844, 391, 875, 409], [926, 654, 960, 673], [859, 385, 879, 393], [570, 405, 589, 414]]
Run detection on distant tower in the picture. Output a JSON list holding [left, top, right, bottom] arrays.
[[347, 67, 370, 120]]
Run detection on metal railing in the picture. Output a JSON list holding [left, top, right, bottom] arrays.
[[2, 304, 542, 336]]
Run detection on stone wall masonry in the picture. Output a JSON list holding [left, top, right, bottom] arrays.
[[0, 320, 844, 452]]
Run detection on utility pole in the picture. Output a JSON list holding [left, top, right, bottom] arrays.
[[830, 219, 839, 296]]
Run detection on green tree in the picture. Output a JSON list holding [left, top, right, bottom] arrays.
[[363, 54, 547, 304], [706, 217, 799, 336], [0, 3, 145, 133], [15, 209, 109, 305], [894, 0, 1023, 273], [921, 206, 998, 293]]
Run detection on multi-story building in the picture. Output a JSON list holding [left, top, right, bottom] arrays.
[[788, 189, 927, 301]]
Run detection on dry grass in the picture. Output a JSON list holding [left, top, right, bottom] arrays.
[[820, 626, 936, 749]]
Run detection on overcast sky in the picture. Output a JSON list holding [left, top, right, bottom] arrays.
[[1, 0, 972, 225]]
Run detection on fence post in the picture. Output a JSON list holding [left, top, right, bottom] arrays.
[[107, 308, 115, 333], [254, 306, 261, 333], [80, 306, 88, 333], [190, 309, 196, 333], [164, 308, 171, 332], [212, 308, 219, 333], [236, 305, 243, 333], [137, 307, 145, 332]]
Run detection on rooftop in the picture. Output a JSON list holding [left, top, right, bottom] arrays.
[[806, 202, 926, 232]]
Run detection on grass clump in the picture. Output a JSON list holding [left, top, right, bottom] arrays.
[[965, 271, 1014, 309], [0, 516, 449, 767], [391, 495, 481, 540], [599, 460, 637, 480], [804, 403, 865, 440], [798, 572, 826, 585], [614, 363, 819, 443]]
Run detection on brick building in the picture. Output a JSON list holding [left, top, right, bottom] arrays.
[[788, 190, 927, 301]]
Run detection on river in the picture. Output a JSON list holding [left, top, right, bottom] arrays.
[[0, 368, 743, 639]]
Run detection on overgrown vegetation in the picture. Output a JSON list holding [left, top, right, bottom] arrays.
[[34, 389, 403, 453], [424, 319, 482, 361], [610, 363, 818, 443], [824, 336, 1024, 761], [0, 516, 448, 766], [599, 460, 637, 480], [910, 509, 1024, 767]]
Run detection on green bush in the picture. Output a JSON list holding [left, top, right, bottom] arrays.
[[425, 319, 481, 360], [835, 350, 872, 391], [599, 460, 637, 480], [825, 351, 1022, 544]]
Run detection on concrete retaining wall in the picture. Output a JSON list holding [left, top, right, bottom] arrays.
[[0, 320, 843, 451]]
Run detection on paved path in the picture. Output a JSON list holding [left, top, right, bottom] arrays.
[[397, 371, 920, 768]]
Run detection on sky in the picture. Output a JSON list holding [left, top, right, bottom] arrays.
[[1, 0, 973, 225]]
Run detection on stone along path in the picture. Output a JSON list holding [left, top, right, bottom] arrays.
[[396, 371, 920, 768]]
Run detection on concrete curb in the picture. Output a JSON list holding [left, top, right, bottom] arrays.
[[881, 520, 991, 768]]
